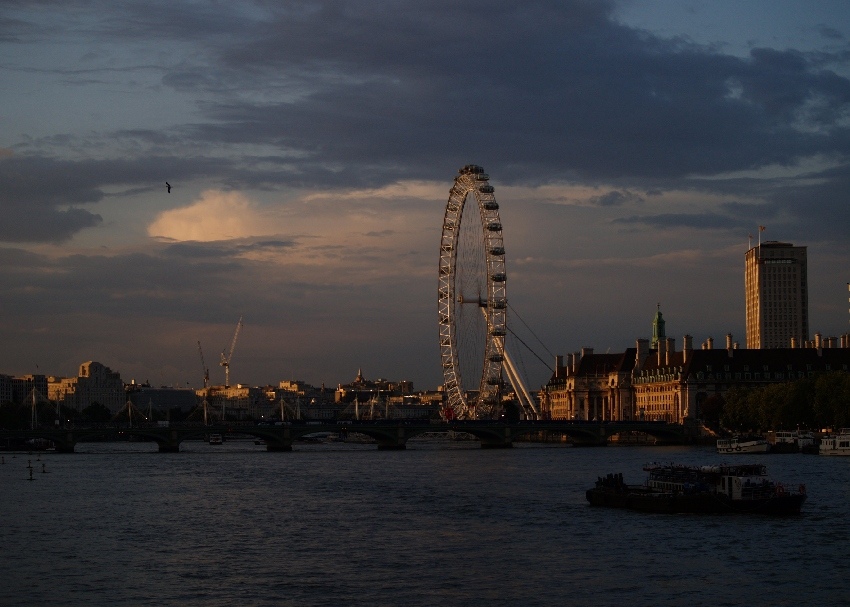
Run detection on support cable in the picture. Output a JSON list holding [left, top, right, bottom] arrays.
[[506, 325, 554, 372], [508, 302, 556, 358]]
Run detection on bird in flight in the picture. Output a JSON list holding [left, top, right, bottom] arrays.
[[165, 182, 172, 193]]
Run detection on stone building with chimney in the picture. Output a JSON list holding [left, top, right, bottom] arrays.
[[633, 332, 850, 422], [544, 347, 637, 421], [544, 307, 850, 424]]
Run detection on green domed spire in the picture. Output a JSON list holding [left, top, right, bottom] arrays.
[[651, 303, 666, 348]]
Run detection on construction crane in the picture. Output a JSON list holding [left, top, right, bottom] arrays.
[[220, 316, 243, 388], [197, 340, 210, 389]]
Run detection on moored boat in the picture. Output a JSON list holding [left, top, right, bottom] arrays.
[[717, 436, 770, 454], [586, 463, 806, 515], [771, 430, 816, 454], [819, 429, 850, 456]]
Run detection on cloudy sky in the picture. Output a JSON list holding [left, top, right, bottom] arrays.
[[2, 0, 849, 392]]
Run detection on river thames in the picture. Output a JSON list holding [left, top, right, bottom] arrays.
[[1, 438, 848, 606]]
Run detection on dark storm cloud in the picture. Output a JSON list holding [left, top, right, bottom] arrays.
[[0, 153, 232, 243], [613, 212, 744, 231], [697, 162, 850, 240], [0, 156, 104, 206], [4, 0, 850, 235], [0, 246, 50, 271], [147, 0, 850, 188], [0, 243, 262, 322], [163, 239, 296, 259], [0, 14, 42, 43], [0, 238, 414, 340], [162, 70, 227, 93], [612, 162, 850, 240], [718, 201, 777, 220], [590, 190, 644, 207], [0, 206, 102, 243], [0, 156, 103, 242], [9, 1, 850, 187], [769, 163, 850, 239], [162, 242, 241, 259], [818, 26, 844, 40], [742, 48, 850, 123]]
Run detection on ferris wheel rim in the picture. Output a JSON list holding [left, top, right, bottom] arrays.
[[438, 164, 507, 420]]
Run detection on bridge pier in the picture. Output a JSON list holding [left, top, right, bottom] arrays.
[[266, 442, 293, 452], [157, 430, 182, 453], [373, 425, 409, 450], [377, 443, 406, 450], [479, 425, 513, 449], [51, 433, 77, 453], [264, 428, 294, 452]]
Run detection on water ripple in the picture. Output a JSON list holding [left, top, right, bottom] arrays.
[[1, 442, 848, 606]]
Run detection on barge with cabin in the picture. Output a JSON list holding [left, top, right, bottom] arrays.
[[586, 463, 805, 515]]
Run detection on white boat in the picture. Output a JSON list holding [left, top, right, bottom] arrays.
[[819, 430, 850, 456], [797, 433, 817, 453], [772, 431, 816, 453], [717, 437, 770, 454]]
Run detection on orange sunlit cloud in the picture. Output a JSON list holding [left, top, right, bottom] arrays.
[[148, 190, 272, 241]]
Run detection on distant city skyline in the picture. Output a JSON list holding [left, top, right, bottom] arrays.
[[2, 1, 849, 391]]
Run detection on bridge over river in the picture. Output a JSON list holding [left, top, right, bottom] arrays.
[[0, 420, 695, 453]]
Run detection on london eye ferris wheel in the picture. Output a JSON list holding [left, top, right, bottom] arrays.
[[438, 165, 508, 419]]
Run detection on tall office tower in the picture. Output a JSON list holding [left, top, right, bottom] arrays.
[[745, 241, 808, 348]]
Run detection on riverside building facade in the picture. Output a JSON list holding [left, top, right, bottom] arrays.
[[544, 299, 850, 424], [545, 333, 850, 424], [544, 348, 636, 421], [745, 241, 808, 348]]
